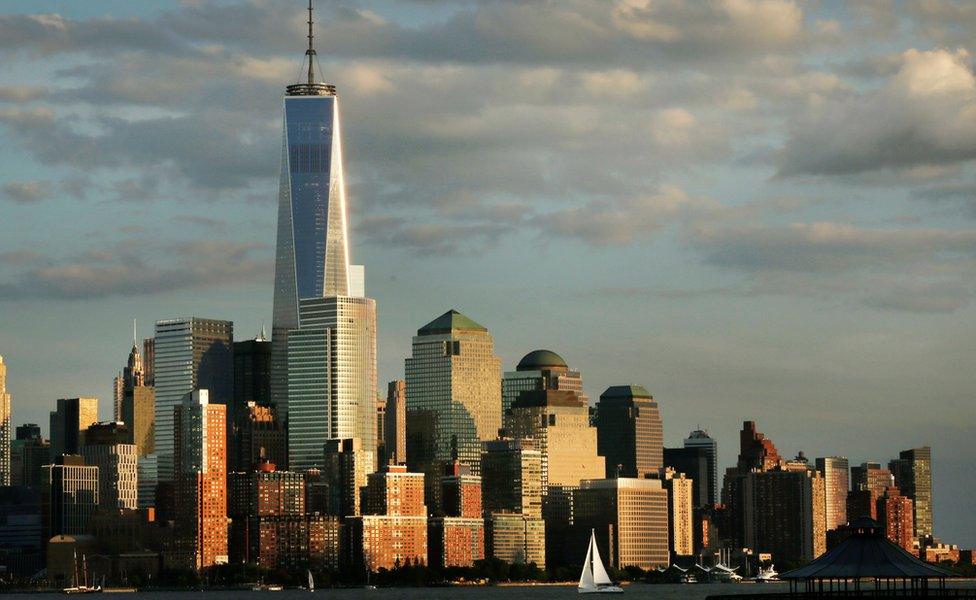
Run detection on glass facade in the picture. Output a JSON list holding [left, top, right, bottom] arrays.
[[153, 318, 232, 481], [683, 429, 719, 506], [287, 297, 377, 472], [0, 356, 10, 486], [271, 90, 351, 420]]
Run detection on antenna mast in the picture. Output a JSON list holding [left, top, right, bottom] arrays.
[[306, 0, 316, 85]]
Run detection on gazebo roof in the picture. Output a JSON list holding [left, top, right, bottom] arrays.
[[781, 518, 957, 580]]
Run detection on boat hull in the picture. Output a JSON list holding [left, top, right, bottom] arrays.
[[578, 585, 624, 594]]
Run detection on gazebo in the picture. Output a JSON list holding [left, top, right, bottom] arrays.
[[780, 517, 959, 597]]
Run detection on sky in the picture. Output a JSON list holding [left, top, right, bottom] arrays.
[[0, 1, 974, 545]]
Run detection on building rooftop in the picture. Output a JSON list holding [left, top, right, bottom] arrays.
[[516, 349, 568, 371], [600, 385, 653, 400], [417, 309, 487, 335]]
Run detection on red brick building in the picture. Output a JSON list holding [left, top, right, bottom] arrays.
[[876, 486, 914, 552]]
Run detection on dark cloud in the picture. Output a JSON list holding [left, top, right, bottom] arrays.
[[1, 180, 52, 203], [0, 240, 271, 301]]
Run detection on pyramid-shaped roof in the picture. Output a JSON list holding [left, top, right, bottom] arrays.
[[600, 385, 653, 400], [418, 309, 487, 336]]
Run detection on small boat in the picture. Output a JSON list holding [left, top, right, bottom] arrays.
[[307, 569, 315, 592], [578, 529, 623, 594], [754, 564, 779, 582]]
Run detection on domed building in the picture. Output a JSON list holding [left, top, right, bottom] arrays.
[[501, 349, 588, 414]]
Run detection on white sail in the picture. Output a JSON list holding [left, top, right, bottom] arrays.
[[579, 532, 595, 589], [308, 569, 315, 592], [589, 532, 613, 586]]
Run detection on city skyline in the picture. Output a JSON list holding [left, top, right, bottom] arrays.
[[1, 0, 975, 548]]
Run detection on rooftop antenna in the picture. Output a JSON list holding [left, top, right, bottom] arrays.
[[306, 0, 316, 85], [132, 318, 137, 348]]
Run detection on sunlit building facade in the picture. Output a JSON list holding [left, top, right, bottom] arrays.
[[501, 350, 587, 415], [816, 456, 849, 531], [0, 356, 10, 486], [890, 446, 932, 540]]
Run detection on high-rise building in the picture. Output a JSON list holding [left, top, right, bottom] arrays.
[[744, 468, 827, 564], [661, 467, 694, 557], [41, 455, 98, 540], [287, 296, 377, 472], [889, 447, 932, 540], [16, 423, 40, 441], [173, 390, 228, 570], [231, 334, 271, 472], [49, 398, 98, 460], [345, 464, 428, 571], [137, 454, 157, 509], [142, 338, 155, 387], [429, 462, 485, 568], [481, 438, 542, 518], [0, 356, 11, 486], [485, 512, 546, 568], [115, 333, 145, 423], [122, 386, 155, 457], [574, 478, 670, 570], [504, 389, 604, 493], [405, 310, 501, 477], [376, 395, 386, 461], [849, 461, 894, 521], [683, 429, 718, 506], [663, 446, 710, 508], [384, 380, 406, 465], [153, 317, 232, 482], [816, 456, 849, 531], [79, 422, 138, 510], [12, 433, 49, 491], [237, 402, 286, 472], [594, 385, 663, 478], [502, 350, 587, 415], [877, 486, 914, 552], [322, 438, 372, 517], [271, 12, 354, 421]]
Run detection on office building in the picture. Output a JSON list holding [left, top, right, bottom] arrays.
[[16, 423, 40, 441], [323, 438, 372, 517], [504, 389, 604, 493], [122, 386, 155, 457], [405, 310, 502, 476], [574, 478, 670, 570], [137, 454, 157, 509], [231, 334, 271, 471], [238, 402, 286, 472], [877, 486, 914, 552], [481, 438, 542, 518], [173, 390, 228, 570], [41, 455, 98, 539], [889, 447, 932, 539], [271, 20, 354, 420], [661, 467, 694, 557], [376, 395, 386, 461], [287, 296, 377, 471], [683, 429, 718, 506], [143, 338, 155, 386], [485, 512, 545, 567], [49, 397, 98, 460], [154, 318, 232, 481], [664, 446, 710, 508], [0, 485, 42, 563], [384, 380, 406, 465], [594, 385, 663, 478], [816, 456, 849, 532], [502, 349, 587, 415], [0, 356, 10, 486], [79, 422, 138, 510]]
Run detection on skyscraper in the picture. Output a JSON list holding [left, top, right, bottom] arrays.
[[49, 397, 98, 460], [816, 456, 849, 532], [271, 4, 353, 421], [660, 467, 694, 557], [384, 380, 406, 465], [287, 296, 377, 471], [79, 422, 138, 510], [594, 385, 663, 478], [153, 318, 232, 481], [849, 461, 894, 521], [174, 390, 228, 570], [231, 333, 272, 471], [890, 446, 932, 539], [405, 310, 502, 476], [663, 446, 709, 508], [502, 350, 587, 415], [683, 429, 718, 506], [41, 455, 98, 540], [0, 356, 11, 486]]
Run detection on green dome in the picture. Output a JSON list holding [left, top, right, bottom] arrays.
[[517, 349, 568, 371]]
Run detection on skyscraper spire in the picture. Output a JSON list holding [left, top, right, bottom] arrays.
[[306, 0, 316, 85], [133, 318, 138, 348]]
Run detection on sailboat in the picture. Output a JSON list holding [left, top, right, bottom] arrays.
[[307, 570, 315, 592], [63, 552, 102, 594], [578, 530, 623, 594]]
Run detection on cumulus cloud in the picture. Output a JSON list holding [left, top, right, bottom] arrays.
[[778, 47, 976, 176]]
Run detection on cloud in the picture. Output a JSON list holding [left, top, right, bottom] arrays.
[[0, 240, 271, 301], [778, 47, 976, 176], [2, 180, 52, 203], [357, 215, 512, 256]]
